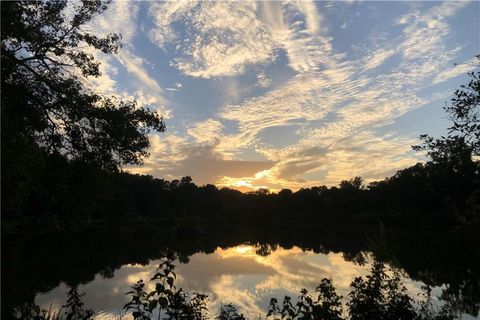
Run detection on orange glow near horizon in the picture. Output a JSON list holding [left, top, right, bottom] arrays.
[[216, 173, 281, 193]]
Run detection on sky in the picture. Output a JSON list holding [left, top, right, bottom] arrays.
[[85, 1, 479, 192]]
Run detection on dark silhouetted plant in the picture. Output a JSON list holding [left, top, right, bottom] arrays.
[[124, 280, 152, 320], [216, 304, 246, 320], [124, 258, 208, 320], [417, 285, 456, 320], [348, 261, 417, 320], [13, 285, 93, 320], [63, 285, 94, 320], [267, 279, 343, 320]]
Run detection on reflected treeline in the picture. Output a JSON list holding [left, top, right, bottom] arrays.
[[11, 257, 464, 320], [3, 225, 479, 319]]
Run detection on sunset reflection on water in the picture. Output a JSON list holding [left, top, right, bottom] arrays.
[[35, 244, 428, 319]]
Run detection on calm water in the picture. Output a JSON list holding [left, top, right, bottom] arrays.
[[3, 225, 479, 319], [34, 244, 435, 319]]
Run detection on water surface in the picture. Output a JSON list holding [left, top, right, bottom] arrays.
[[35, 244, 437, 319], [3, 225, 479, 319]]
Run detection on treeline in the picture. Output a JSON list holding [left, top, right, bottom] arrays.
[[3, 146, 479, 233]]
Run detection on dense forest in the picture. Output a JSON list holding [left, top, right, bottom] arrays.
[[3, 152, 479, 235]]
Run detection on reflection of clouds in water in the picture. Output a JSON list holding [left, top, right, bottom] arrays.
[[35, 245, 431, 319], [35, 263, 159, 319], [175, 253, 276, 292], [210, 275, 265, 318]]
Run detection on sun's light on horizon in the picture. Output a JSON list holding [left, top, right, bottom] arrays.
[[216, 176, 273, 192], [93, 1, 477, 189]]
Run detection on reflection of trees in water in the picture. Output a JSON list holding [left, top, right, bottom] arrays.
[[13, 258, 463, 320], [255, 243, 278, 257], [441, 278, 480, 317], [3, 225, 479, 319]]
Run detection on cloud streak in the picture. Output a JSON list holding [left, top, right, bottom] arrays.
[[89, 1, 476, 190]]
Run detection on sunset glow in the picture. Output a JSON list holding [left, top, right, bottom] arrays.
[[34, 245, 433, 320], [84, 1, 478, 189]]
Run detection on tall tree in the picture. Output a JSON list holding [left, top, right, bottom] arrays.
[[1, 0, 165, 171]]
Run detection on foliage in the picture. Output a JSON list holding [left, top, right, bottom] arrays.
[[411, 63, 479, 212], [63, 285, 95, 320], [340, 177, 364, 190], [267, 279, 343, 320], [216, 304, 245, 320], [1, 0, 165, 171], [13, 285, 93, 320], [413, 67, 479, 162], [10, 257, 466, 320], [124, 257, 208, 320], [265, 262, 458, 320], [417, 286, 456, 320], [348, 261, 416, 320]]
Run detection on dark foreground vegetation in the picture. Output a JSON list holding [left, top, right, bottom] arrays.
[[11, 257, 466, 320], [4, 221, 479, 319], [2, 1, 479, 320]]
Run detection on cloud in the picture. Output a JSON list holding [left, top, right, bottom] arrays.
[[116, 51, 168, 105], [148, 2, 279, 78], [147, 1, 336, 78], [256, 71, 272, 88], [395, 1, 469, 83], [87, 1, 169, 113], [187, 119, 224, 144], [113, 1, 473, 190], [360, 48, 397, 72], [432, 57, 478, 84], [128, 134, 276, 185], [205, 2, 470, 189]]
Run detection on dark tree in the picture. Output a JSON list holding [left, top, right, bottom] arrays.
[[1, 0, 165, 171], [412, 62, 479, 210], [340, 177, 364, 190], [413, 62, 479, 167]]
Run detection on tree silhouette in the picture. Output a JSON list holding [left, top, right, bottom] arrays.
[[1, 0, 165, 171], [413, 62, 479, 168]]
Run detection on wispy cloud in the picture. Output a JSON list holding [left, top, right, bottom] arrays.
[[211, 1, 471, 189], [90, 1, 476, 189], [87, 1, 170, 115], [433, 57, 478, 84], [148, 2, 279, 78], [187, 119, 224, 144]]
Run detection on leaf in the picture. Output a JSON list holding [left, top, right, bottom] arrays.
[[148, 300, 158, 312], [158, 296, 168, 308], [155, 283, 165, 293], [167, 276, 175, 288]]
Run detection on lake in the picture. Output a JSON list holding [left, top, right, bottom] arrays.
[[3, 224, 479, 319]]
